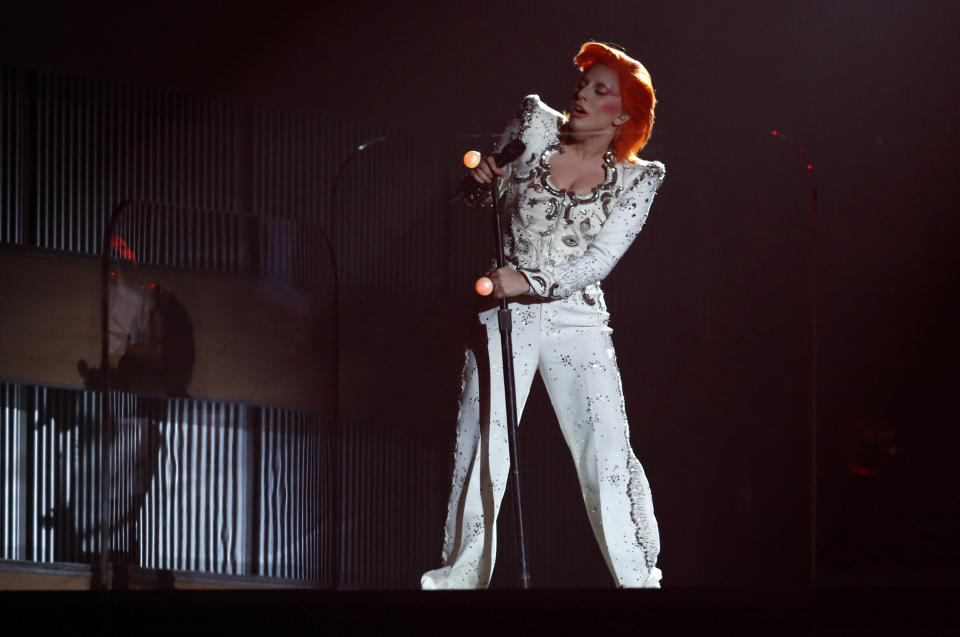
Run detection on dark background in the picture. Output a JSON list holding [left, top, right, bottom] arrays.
[[1, 0, 958, 587]]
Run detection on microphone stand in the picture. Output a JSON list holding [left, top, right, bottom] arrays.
[[488, 176, 531, 589]]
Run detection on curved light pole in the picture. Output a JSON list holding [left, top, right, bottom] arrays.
[[771, 129, 819, 587], [327, 136, 386, 589]]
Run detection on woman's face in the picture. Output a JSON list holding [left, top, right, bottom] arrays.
[[569, 63, 625, 133]]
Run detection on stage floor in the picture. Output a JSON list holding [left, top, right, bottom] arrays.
[[2, 586, 957, 636]]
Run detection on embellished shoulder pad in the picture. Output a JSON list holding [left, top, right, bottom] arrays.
[[495, 94, 562, 159], [621, 159, 666, 191]]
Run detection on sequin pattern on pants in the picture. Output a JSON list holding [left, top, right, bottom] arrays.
[[420, 293, 662, 589]]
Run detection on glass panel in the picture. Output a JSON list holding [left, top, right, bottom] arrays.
[[91, 201, 336, 585]]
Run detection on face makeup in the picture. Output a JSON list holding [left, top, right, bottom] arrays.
[[570, 64, 624, 131]]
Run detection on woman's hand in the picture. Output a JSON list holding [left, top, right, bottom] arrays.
[[470, 155, 505, 184], [485, 267, 530, 299]]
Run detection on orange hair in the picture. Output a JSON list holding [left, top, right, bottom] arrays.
[[574, 42, 656, 163]]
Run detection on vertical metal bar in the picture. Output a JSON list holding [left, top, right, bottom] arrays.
[[65, 76, 74, 252], [1, 385, 9, 559], [264, 409, 273, 577]]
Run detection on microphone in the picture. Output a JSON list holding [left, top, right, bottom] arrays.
[[449, 138, 527, 203]]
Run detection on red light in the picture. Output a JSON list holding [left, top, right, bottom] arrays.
[[807, 164, 813, 171], [110, 235, 139, 266], [771, 130, 778, 136]]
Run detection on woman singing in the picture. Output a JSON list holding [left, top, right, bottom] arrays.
[[422, 42, 665, 589]]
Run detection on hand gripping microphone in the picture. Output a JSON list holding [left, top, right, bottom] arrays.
[[449, 138, 526, 203]]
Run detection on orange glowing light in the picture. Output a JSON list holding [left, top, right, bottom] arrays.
[[463, 150, 482, 169], [475, 276, 493, 296]]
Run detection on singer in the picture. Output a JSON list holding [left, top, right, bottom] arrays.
[[422, 42, 665, 589]]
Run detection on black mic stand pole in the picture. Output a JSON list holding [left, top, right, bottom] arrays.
[[488, 175, 531, 589]]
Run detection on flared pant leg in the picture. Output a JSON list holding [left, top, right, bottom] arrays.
[[421, 302, 541, 589], [537, 308, 661, 588]]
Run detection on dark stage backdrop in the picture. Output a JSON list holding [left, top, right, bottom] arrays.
[[0, 0, 958, 587]]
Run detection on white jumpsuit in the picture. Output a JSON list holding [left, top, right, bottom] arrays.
[[421, 95, 665, 589]]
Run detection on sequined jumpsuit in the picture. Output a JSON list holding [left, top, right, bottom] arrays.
[[421, 95, 665, 589]]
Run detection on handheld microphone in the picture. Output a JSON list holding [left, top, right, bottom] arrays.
[[449, 138, 526, 203]]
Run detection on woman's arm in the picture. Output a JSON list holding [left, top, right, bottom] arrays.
[[464, 96, 541, 206], [520, 161, 665, 299]]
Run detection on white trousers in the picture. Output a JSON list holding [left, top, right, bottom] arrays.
[[421, 291, 661, 589]]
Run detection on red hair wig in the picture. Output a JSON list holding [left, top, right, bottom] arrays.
[[574, 42, 656, 163]]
